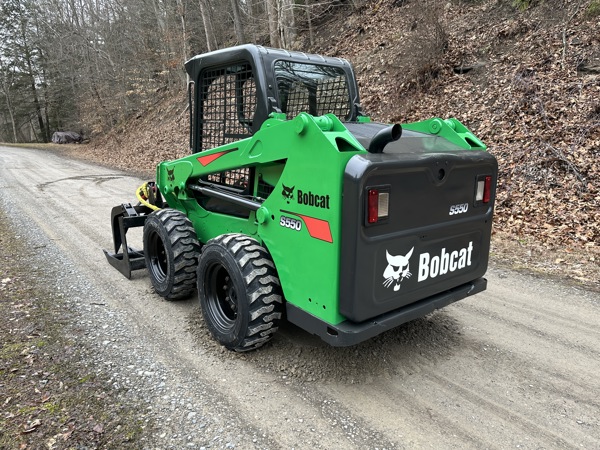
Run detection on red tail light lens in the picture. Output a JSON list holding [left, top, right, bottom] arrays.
[[368, 189, 379, 223], [475, 175, 493, 205], [367, 187, 390, 224], [483, 176, 492, 203]]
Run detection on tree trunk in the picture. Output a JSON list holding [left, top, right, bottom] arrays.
[[1, 88, 19, 143], [200, 0, 218, 51], [278, 0, 296, 49], [265, 0, 280, 47], [20, 18, 48, 141], [176, 0, 189, 86], [247, 0, 262, 42], [0, 61, 18, 143], [230, 0, 246, 44], [305, 0, 314, 48], [151, 0, 169, 60]]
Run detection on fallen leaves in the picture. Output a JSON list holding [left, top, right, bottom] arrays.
[[334, 0, 600, 252], [22, 419, 42, 434]]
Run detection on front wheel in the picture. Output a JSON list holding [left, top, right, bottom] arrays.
[[143, 208, 200, 299], [197, 234, 283, 352]]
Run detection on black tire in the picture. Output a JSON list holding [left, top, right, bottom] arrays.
[[197, 234, 283, 352], [143, 208, 200, 299]]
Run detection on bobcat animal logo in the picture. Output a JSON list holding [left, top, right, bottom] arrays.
[[282, 184, 295, 203], [383, 247, 414, 292], [167, 167, 175, 181]]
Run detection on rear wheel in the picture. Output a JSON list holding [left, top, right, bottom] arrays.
[[197, 234, 283, 351], [143, 208, 200, 299]]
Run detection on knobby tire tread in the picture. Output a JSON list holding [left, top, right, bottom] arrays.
[[207, 233, 283, 351], [148, 209, 200, 300]]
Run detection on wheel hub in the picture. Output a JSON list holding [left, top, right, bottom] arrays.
[[222, 276, 237, 312]]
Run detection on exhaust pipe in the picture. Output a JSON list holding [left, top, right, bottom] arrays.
[[368, 124, 402, 153]]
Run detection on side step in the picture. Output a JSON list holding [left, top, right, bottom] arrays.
[[103, 203, 149, 279]]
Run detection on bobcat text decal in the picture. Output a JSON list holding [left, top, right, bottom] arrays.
[[297, 189, 330, 209], [383, 241, 474, 290], [418, 242, 473, 282]]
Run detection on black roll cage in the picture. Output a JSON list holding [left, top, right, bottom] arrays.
[[184, 44, 363, 154]]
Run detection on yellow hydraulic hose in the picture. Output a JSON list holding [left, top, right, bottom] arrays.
[[136, 182, 161, 211]]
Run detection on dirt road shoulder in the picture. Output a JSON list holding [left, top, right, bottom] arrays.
[[0, 207, 148, 448]]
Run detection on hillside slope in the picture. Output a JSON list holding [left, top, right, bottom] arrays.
[[311, 0, 600, 249], [79, 0, 599, 282]]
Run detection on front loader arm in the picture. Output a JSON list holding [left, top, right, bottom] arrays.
[[155, 113, 365, 213]]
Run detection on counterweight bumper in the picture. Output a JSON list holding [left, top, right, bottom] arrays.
[[286, 277, 487, 346]]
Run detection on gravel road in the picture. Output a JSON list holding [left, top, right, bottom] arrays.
[[1, 145, 599, 449]]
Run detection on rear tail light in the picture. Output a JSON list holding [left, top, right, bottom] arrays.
[[367, 187, 390, 224], [483, 176, 492, 203], [475, 175, 492, 204]]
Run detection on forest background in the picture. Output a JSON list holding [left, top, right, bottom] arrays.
[[1, 0, 599, 285]]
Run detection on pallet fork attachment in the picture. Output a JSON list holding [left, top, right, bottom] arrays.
[[103, 203, 149, 279]]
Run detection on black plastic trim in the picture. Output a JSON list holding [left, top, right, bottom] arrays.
[[286, 277, 486, 347], [188, 184, 262, 211]]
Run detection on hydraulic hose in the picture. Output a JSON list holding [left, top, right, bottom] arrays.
[[136, 182, 161, 211]]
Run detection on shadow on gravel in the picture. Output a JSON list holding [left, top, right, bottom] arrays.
[[187, 309, 463, 385]]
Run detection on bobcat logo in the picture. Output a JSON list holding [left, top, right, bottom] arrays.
[[167, 167, 175, 182], [383, 247, 414, 291], [282, 184, 295, 203]]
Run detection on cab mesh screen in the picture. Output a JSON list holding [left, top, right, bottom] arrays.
[[275, 61, 351, 120], [199, 64, 256, 190]]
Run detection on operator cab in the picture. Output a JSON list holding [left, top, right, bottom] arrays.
[[184, 44, 362, 154], [184, 44, 363, 215]]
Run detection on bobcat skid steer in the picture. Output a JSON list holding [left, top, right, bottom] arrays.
[[104, 45, 497, 351]]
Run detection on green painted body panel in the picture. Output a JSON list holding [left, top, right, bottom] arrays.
[[156, 113, 365, 325], [401, 117, 487, 150]]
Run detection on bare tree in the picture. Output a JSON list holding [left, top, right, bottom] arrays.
[[199, 0, 218, 51], [0, 1, 19, 142], [230, 0, 246, 44], [266, 0, 281, 47], [0, 0, 50, 142], [0, 61, 19, 143], [278, 0, 296, 48], [304, 0, 314, 47]]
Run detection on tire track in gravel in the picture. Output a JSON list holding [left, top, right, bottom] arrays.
[[486, 295, 600, 337], [317, 378, 496, 450], [454, 304, 600, 378], [456, 330, 599, 412], [458, 292, 600, 351], [419, 371, 586, 449]]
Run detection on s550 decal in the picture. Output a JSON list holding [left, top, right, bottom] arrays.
[[280, 215, 302, 231], [449, 203, 469, 215]]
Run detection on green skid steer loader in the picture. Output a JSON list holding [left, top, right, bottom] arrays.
[[104, 45, 497, 352]]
